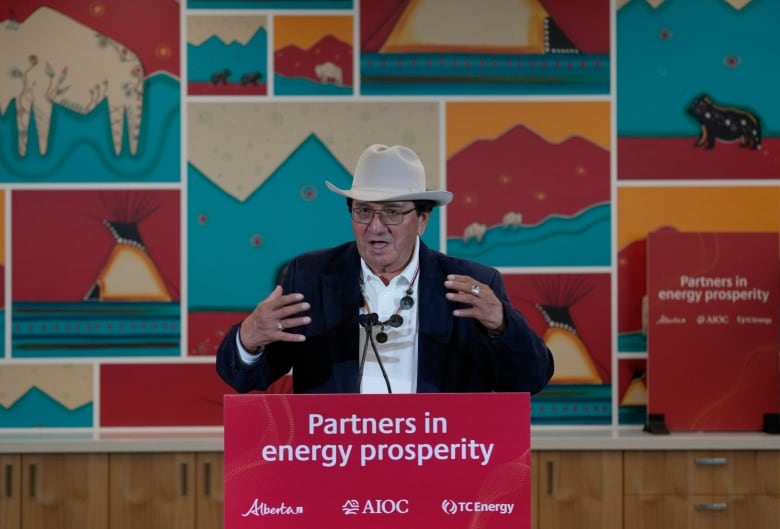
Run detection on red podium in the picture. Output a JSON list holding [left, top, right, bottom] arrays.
[[223, 393, 531, 528], [646, 231, 780, 433]]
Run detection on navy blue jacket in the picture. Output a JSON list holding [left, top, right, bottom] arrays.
[[216, 241, 554, 394]]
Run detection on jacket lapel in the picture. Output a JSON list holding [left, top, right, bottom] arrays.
[[416, 243, 453, 392], [320, 243, 362, 349], [417, 242, 453, 343]]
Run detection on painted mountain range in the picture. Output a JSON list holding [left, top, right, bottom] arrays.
[[447, 124, 610, 238], [187, 27, 267, 95], [275, 35, 353, 86]]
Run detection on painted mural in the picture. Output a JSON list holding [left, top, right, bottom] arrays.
[[189, 0, 352, 8], [360, 0, 610, 95], [0, 0, 777, 432], [617, 0, 780, 179], [274, 15, 353, 95], [0, 365, 93, 427], [446, 101, 611, 267], [187, 102, 441, 357], [187, 15, 268, 96], [0, 0, 180, 183], [507, 273, 612, 425], [12, 190, 181, 358]]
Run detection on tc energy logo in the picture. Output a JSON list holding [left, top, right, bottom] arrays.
[[441, 499, 515, 515]]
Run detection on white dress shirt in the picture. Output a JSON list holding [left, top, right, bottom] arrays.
[[359, 238, 420, 393]]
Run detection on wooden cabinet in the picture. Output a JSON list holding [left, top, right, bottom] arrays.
[[536, 451, 623, 529], [108, 452, 224, 529], [3, 454, 110, 529], [1, 455, 21, 529], [109, 453, 196, 529], [624, 450, 780, 529], [4, 448, 779, 529], [531, 452, 538, 529], [0, 452, 224, 529], [196, 452, 224, 529]]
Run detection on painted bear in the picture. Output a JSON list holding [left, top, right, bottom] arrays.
[[686, 94, 761, 150], [210, 69, 230, 85]]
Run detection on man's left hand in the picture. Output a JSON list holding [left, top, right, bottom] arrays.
[[444, 274, 506, 334]]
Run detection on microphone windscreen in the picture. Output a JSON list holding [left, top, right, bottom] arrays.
[[359, 313, 379, 327], [386, 314, 403, 328]]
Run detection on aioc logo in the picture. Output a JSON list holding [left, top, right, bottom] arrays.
[[697, 314, 729, 325], [342, 499, 410, 515]]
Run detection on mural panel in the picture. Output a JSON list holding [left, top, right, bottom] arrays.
[[446, 101, 611, 267], [617, 0, 780, 179], [12, 189, 181, 358], [187, 15, 268, 96], [187, 102, 441, 356], [0, 1, 180, 183], [360, 0, 610, 95]]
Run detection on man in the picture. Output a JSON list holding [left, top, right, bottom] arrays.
[[216, 144, 554, 394]]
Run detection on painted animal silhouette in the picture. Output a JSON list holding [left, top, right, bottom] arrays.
[[686, 94, 761, 150], [210, 69, 231, 85], [240, 71, 262, 86], [0, 7, 145, 156]]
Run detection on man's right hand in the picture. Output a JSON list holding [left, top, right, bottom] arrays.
[[238, 285, 311, 353]]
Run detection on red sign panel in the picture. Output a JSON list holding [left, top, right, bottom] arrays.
[[224, 393, 531, 529], [647, 231, 780, 431]]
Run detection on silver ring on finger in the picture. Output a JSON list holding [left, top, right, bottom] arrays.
[[276, 321, 284, 331], [470, 285, 481, 296]]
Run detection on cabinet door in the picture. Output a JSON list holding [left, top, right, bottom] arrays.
[[537, 451, 623, 529], [1, 455, 21, 529], [531, 452, 538, 529], [625, 451, 775, 494], [109, 453, 195, 529], [196, 452, 223, 529], [625, 493, 780, 529], [21, 453, 109, 529]]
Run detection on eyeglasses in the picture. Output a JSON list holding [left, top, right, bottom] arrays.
[[351, 207, 416, 225]]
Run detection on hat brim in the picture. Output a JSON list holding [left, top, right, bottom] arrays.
[[325, 181, 453, 206]]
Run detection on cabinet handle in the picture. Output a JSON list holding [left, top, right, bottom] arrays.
[[695, 502, 728, 511], [180, 463, 189, 496], [4, 464, 12, 498], [28, 464, 37, 498], [694, 457, 727, 466], [546, 461, 554, 495], [203, 462, 212, 496]]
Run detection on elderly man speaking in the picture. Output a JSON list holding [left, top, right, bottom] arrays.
[[217, 144, 554, 395]]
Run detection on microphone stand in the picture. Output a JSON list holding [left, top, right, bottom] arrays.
[[357, 313, 392, 393]]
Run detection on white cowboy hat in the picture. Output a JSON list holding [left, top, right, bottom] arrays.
[[325, 144, 453, 206]]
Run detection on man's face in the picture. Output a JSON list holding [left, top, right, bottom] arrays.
[[351, 200, 430, 277]]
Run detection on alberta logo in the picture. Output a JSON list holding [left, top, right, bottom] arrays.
[[241, 499, 303, 517], [655, 314, 686, 325]]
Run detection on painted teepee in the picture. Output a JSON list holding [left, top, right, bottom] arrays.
[[84, 192, 171, 302], [534, 275, 603, 384]]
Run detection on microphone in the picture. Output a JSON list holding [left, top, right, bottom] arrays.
[[358, 313, 379, 328], [384, 314, 403, 328], [356, 312, 392, 393], [375, 314, 403, 343]]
